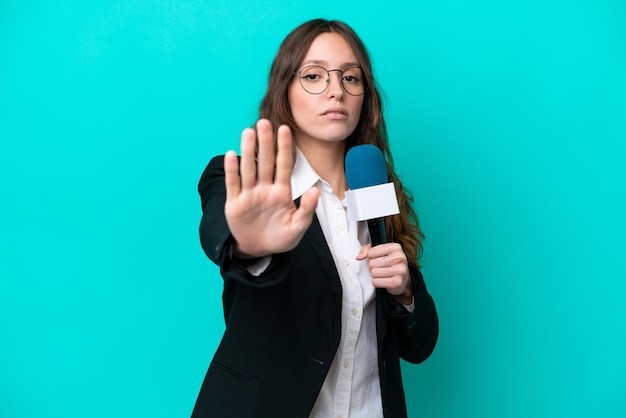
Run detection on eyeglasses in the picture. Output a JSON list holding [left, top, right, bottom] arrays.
[[294, 65, 366, 96]]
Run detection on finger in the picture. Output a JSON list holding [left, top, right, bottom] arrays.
[[356, 244, 371, 261], [239, 127, 257, 190], [371, 254, 407, 275], [372, 277, 405, 295], [292, 186, 320, 230], [369, 253, 392, 270], [275, 125, 295, 185], [256, 119, 275, 184], [366, 242, 397, 259], [224, 150, 241, 201], [372, 276, 401, 288], [371, 263, 406, 280]]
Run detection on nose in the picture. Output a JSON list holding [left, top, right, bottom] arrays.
[[326, 70, 344, 99]]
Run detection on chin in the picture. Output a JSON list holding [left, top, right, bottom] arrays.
[[321, 126, 356, 142]]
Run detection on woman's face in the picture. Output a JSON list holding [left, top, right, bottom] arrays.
[[288, 32, 364, 147]]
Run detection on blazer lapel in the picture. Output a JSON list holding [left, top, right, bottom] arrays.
[[295, 196, 342, 308]]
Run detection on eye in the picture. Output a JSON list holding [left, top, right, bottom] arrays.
[[302, 73, 322, 81], [342, 68, 363, 84], [299, 66, 327, 82]]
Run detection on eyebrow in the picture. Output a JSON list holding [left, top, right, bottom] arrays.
[[300, 59, 361, 68]]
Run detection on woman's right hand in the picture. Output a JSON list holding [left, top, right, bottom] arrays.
[[224, 119, 320, 258]]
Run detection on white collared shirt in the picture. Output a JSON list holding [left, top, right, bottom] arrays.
[[291, 148, 383, 418]]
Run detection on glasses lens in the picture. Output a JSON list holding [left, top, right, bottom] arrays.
[[297, 65, 366, 96], [341, 67, 365, 96], [298, 66, 328, 94]]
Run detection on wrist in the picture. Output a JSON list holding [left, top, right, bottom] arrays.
[[394, 293, 414, 306], [231, 237, 260, 260], [393, 282, 413, 305]]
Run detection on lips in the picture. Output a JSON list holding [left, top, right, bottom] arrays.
[[321, 108, 348, 116]]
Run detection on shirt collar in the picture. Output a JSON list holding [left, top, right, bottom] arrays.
[[291, 147, 322, 200]]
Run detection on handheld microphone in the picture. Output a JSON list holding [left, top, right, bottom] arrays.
[[345, 145, 399, 246]]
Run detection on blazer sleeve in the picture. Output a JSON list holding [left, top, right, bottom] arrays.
[[382, 265, 439, 364], [197, 155, 290, 288]]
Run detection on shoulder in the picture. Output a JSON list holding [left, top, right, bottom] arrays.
[[198, 155, 227, 208], [200, 155, 226, 182]]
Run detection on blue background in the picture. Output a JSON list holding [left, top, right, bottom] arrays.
[[1, 1, 625, 417]]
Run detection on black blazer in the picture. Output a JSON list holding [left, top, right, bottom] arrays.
[[192, 156, 438, 418]]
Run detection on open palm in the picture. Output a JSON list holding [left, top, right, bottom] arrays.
[[224, 119, 320, 258]]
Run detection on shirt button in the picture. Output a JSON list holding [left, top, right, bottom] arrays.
[[351, 308, 359, 317], [343, 260, 350, 267], [343, 361, 350, 369]]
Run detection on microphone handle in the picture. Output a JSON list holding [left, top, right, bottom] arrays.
[[367, 217, 387, 247]]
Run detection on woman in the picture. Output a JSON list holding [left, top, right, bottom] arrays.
[[192, 19, 438, 418]]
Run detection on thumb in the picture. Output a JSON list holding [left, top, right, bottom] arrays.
[[292, 186, 320, 227], [299, 186, 320, 214], [356, 244, 372, 261]]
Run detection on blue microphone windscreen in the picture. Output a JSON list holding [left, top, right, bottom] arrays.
[[345, 145, 388, 189]]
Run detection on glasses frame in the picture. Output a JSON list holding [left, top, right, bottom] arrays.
[[294, 65, 367, 96]]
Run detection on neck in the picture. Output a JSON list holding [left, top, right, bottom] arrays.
[[296, 139, 347, 199]]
